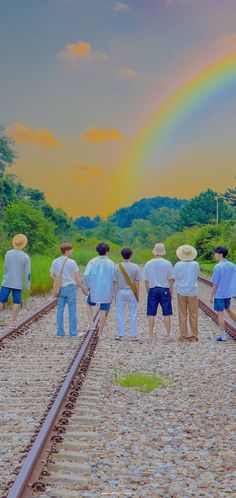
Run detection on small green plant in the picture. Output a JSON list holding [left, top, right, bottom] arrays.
[[115, 372, 167, 393]]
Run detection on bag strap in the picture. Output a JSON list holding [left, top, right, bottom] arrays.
[[59, 257, 68, 279], [118, 263, 139, 301]]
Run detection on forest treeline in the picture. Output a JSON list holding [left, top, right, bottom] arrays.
[[1, 125, 236, 264]]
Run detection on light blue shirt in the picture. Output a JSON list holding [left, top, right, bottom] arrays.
[[174, 260, 200, 296], [211, 260, 236, 299], [83, 256, 115, 303]]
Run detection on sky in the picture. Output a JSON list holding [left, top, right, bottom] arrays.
[[1, 0, 236, 218]]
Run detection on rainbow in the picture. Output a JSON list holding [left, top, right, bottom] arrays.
[[112, 52, 236, 204]]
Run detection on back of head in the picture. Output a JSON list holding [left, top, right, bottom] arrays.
[[60, 242, 73, 255], [96, 242, 110, 256], [121, 247, 132, 260], [215, 246, 228, 258]]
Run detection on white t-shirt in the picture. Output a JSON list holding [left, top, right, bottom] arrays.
[[174, 260, 200, 296], [142, 258, 174, 288], [50, 256, 79, 287]]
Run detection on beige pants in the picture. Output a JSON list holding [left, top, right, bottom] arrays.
[[177, 294, 198, 339]]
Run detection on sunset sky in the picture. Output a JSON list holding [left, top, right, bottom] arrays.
[[1, 0, 236, 218]]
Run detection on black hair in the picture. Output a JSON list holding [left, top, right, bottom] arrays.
[[215, 246, 228, 258], [121, 247, 133, 260], [96, 242, 110, 255]]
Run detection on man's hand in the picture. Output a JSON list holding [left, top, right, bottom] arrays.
[[81, 286, 88, 296], [210, 296, 214, 304]]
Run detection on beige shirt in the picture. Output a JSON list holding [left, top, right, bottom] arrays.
[[113, 262, 141, 289]]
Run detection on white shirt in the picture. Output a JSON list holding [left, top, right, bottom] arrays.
[[83, 256, 115, 303], [50, 256, 79, 287], [143, 258, 174, 288], [174, 260, 200, 296]]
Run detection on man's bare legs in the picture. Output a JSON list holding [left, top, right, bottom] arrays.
[[0, 302, 20, 327], [225, 307, 236, 322], [148, 316, 155, 341], [98, 310, 107, 337], [163, 315, 171, 340], [11, 304, 20, 327], [87, 304, 95, 328]]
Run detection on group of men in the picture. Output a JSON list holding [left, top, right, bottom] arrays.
[[0, 234, 236, 343]]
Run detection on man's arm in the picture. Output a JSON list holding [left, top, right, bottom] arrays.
[[135, 280, 140, 299], [83, 262, 92, 290], [210, 284, 217, 303], [145, 280, 149, 293], [25, 257, 31, 290], [75, 272, 88, 295], [168, 279, 174, 300]]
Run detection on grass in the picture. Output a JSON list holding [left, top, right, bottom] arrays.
[[114, 371, 168, 393]]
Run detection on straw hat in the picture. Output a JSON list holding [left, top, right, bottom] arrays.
[[152, 242, 166, 257], [12, 234, 28, 250], [176, 244, 197, 261]]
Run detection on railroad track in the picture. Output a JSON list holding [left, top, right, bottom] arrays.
[[198, 275, 236, 340], [4, 314, 100, 498], [0, 298, 57, 344], [1, 280, 236, 496]]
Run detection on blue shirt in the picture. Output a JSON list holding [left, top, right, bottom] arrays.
[[83, 256, 115, 303], [211, 260, 236, 299]]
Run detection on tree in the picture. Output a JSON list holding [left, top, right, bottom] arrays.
[[179, 189, 233, 228], [0, 126, 16, 176], [5, 202, 57, 253], [109, 196, 186, 228], [74, 216, 101, 230]]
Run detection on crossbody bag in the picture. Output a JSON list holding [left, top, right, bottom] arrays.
[[118, 263, 139, 302]]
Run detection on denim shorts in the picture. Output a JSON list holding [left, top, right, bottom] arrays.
[[0, 286, 22, 305], [147, 286, 172, 316], [214, 298, 231, 312], [87, 294, 111, 311]]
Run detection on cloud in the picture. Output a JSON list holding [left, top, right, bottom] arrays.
[[7, 123, 61, 148], [119, 66, 137, 78], [81, 127, 125, 144], [58, 41, 107, 62], [74, 165, 103, 176], [221, 33, 236, 46], [113, 2, 130, 11]]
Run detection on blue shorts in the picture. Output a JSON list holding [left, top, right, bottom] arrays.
[[147, 286, 172, 317], [0, 286, 22, 305], [214, 298, 231, 312], [87, 294, 111, 312]]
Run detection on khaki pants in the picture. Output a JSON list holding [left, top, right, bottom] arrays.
[[177, 294, 198, 339]]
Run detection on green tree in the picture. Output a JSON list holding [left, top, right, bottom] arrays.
[[180, 189, 233, 228], [94, 220, 122, 245], [0, 126, 16, 176], [5, 202, 57, 254]]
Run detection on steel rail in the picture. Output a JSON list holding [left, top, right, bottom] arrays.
[[0, 298, 57, 342], [198, 298, 236, 339], [6, 312, 100, 498]]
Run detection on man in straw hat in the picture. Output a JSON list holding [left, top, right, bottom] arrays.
[[173, 244, 200, 341], [0, 234, 31, 328], [143, 242, 174, 345]]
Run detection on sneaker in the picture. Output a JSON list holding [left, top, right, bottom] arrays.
[[130, 336, 139, 341], [115, 335, 123, 341], [216, 336, 226, 342]]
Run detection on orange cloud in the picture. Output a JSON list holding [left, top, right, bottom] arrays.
[[119, 66, 137, 78], [113, 2, 130, 11], [81, 127, 125, 144], [74, 165, 103, 175], [7, 123, 61, 148], [59, 41, 107, 62]]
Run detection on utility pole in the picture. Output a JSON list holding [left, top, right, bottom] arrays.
[[215, 195, 219, 225]]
